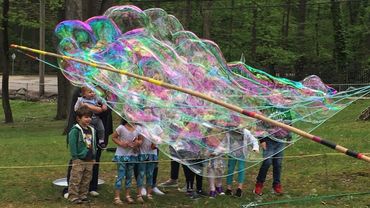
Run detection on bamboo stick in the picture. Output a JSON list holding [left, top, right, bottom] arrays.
[[10, 44, 370, 163]]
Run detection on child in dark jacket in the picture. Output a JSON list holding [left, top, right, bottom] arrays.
[[254, 107, 292, 196], [68, 106, 97, 204]]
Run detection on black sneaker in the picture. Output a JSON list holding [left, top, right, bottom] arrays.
[[234, 188, 242, 197], [196, 190, 208, 197], [190, 192, 201, 200], [225, 189, 233, 196]]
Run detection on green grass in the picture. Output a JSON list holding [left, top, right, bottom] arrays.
[[0, 99, 369, 208]]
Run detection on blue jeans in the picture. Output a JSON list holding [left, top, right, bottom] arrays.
[[226, 157, 246, 185], [91, 116, 105, 142], [113, 155, 138, 190], [137, 154, 157, 188], [256, 138, 284, 185]]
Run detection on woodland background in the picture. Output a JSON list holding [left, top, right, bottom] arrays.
[[1, 0, 370, 122]]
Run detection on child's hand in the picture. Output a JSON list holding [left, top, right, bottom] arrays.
[[128, 142, 135, 148], [132, 137, 142, 147], [120, 141, 129, 148], [151, 143, 157, 150], [101, 105, 108, 111]]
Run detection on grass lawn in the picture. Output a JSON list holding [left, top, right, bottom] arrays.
[[0, 99, 369, 208]]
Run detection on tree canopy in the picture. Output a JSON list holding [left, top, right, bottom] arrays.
[[3, 0, 370, 84]]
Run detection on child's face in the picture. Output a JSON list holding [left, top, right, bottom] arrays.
[[83, 89, 96, 99], [77, 115, 92, 127]]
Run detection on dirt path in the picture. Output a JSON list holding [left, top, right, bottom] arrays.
[[0, 75, 58, 100], [0, 75, 57, 93]]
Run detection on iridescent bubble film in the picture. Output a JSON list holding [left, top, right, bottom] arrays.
[[54, 5, 369, 177]]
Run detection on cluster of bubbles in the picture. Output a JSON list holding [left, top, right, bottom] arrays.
[[54, 5, 368, 177]]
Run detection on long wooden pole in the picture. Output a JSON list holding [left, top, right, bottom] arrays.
[[10, 44, 370, 163]]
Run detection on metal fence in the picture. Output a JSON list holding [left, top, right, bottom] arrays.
[[328, 83, 370, 92]]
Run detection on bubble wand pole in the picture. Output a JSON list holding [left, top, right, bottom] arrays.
[[10, 44, 370, 163]]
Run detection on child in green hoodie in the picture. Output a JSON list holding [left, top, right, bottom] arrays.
[[68, 106, 97, 204]]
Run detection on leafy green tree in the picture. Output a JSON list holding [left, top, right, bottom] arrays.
[[331, 0, 348, 83]]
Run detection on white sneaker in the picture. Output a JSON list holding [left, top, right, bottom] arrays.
[[141, 188, 147, 196], [152, 187, 165, 195], [89, 191, 99, 197], [63, 193, 69, 199]]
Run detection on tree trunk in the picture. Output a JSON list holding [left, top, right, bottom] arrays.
[[227, 0, 235, 60], [184, 0, 192, 29], [347, 0, 361, 25], [297, 0, 307, 46], [1, 0, 13, 123], [83, 0, 102, 18], [282, 0, 291, 48], [55, 2, 68, 120], [99, 0, 115, 14], [281, 6, 285, 42], [65, 0, 83, 20], [39, 0, 45, 97], [295, 0, 307, 80], [55, 71, 70, 120], [250, 2, 258, 61], [84, 0, 108, 19], [56, 0, 84, 122], [57, 0, 108, 125], [331, 0, 348, 83], [201, 0, 212, 39], [315, 4, 320, 57]]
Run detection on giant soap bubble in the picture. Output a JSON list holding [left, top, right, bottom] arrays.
[[54, 5, 368, 177]]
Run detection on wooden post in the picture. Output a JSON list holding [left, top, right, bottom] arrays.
[[39, 0, 45, 96]]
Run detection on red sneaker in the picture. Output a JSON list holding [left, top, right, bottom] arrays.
[[273, 183, 283, 195], [253, 182, 263, 196]]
